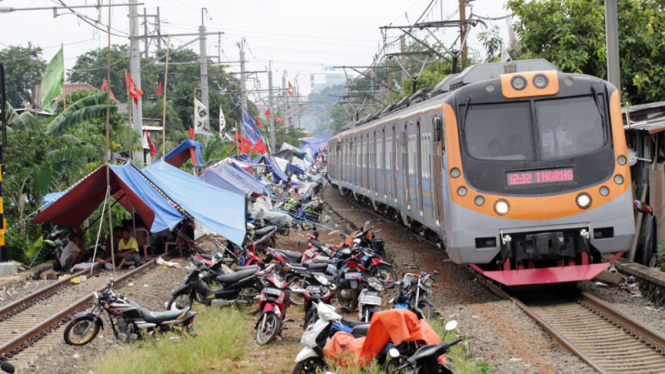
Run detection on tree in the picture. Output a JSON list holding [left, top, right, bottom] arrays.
[[69, 45, 130, 102], [508, 0, 665, 104], [0, 44, 46, 107]]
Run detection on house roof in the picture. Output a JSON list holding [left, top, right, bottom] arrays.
[[32, 83, 98, 109]]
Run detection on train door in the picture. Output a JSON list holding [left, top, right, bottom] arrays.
[[403, 123, 410, 210], [416, 121, 424, 217], [380, 129, 385, 199], [433, 115, 445, 227], [391, 126, 397, 202]]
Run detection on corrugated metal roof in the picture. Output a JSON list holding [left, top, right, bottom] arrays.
[[623, 101, 665, 133]]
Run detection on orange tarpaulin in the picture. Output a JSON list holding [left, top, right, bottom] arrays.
[[323, 309, 442, 367]]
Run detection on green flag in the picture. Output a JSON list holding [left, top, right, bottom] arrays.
[[41, 47, 64, 112]]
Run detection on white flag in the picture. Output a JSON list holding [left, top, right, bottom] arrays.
[[501, 47, 512, 62], [219, 106, 233, 141], [194, 98, 212, 136]]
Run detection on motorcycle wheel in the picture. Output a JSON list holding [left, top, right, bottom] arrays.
[[362, 308, 371, 323], [292, 357, 327, 374], [287, 276, 305, 306], [237, 286, 261, 315], [64, 317, 100, 346], [256, 312, 281, 345], [337, 286, 357, 311], [167, 293, 194, 310], [417, 300, 434, 320], [374, 265, 397, 289]]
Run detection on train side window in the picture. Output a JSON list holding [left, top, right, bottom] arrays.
[[433, 115, 444, 153]]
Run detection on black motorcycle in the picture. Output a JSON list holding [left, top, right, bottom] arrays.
[[167, 258, 265, 314], [391, 258, 438, 320], [390, 321, 461, 374], [63, 279, 197, 346]]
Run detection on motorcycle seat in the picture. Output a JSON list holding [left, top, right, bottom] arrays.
[[215, 269, 257, 284], [255, 226, 276, 236], [312, 256, 336, 265], [351, 324, 370, 338], [140, 308, 191, 324], [341, 318, 370, 328], [302, 261, 328, 273], [234, 265, 260, 273], [273, 249, 302, 262], [197, 253, 213, 260]]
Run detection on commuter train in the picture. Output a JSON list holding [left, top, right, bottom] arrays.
[[327, 60, 634, 286]]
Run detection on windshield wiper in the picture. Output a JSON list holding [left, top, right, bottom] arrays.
[[461, 96, 472, 128], [590, 87, 606, 124]]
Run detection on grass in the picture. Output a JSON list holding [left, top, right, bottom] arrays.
[[89, 307, 252, 374]]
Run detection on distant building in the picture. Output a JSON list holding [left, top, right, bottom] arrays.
[[31, 83, 98, 109], [309, 69, 346, 94]]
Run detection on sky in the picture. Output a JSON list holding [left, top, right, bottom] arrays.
[[0, 0, 512, 100]]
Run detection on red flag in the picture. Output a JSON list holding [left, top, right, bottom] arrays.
[[251, 139, 267, 154], [144, 130, 156, 156], [265, 109, 270, 117], [157, 81, 163, 97], [255, 116, 263, 128], [288, 81, 293, 89], [275, 115, 283, 125], [234, 132, 252, 153], [288, 89, 293, 97], [125, 71, 143, 108], [100, 78, 115, 100]]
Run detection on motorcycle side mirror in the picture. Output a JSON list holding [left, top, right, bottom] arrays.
[[433, 271, 439, 276], [389, 348, 400, 359], [445, 320, 458, 331]]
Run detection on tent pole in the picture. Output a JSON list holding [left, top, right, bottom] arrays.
[[105, 2, 116, 273], [161, 35, 171, 161]]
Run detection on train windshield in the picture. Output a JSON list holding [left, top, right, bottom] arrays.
[[463, 102, 535, 161], [535, 97, 605, 160], [462, 96, 606, 161]]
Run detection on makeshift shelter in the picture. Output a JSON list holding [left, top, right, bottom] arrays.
[[255, 154, 288, 182], [201, 162, 265, 196], [233, 154, 253, 163], [287, 163, 304, 175], [300, 135, 332, 154], [164, 139, 204, 168], [273, 148, 305, 162], [141, 162, 246, 246], [32, 164, 183, 233]]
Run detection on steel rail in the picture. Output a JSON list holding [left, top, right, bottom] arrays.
[[0, 258, 161, 359]]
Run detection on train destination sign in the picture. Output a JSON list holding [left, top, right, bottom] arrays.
[[506, 168, 574, 186]]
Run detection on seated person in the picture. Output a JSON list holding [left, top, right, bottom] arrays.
[[60, 230, 84, 272], [116, 228, 141, 268], [96, 226, 122, 267], [487, 140, 503, 157], [176, 219, 195, 255]]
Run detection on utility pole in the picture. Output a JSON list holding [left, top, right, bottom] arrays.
[[239, 38, 247, 116], [268, 60, 275, 148], [199, 8, 209, 128], [143, 8, 148, 58], [156, 7, 161, 50], [605, 0, 621, 96], [129, 0, 143, 159], [459, 0, 467, 63], [400, 36, 406, 83], [283, 71, 290, 127]]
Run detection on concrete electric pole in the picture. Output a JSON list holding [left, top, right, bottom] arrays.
[[129, 0, 143, 159], [199, 8, 209, 128], [605, 0, 621, 96], [239, 38, 247, 116], [268, 60, 276, 148], [282, 71, 290, 127], [459, 0, 467, 63]]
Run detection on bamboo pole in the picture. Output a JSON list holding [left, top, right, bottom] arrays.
[[161, 35, 171, 160], [104, 1, 115, 273], [62, 43, 66, 111]]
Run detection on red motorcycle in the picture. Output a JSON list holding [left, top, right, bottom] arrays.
[[238, 242, 266, 268], [255, 268, 293, 345]]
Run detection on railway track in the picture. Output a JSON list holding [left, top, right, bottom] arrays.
[[0, 258, 163, 369], [328, 186, 665, 373]]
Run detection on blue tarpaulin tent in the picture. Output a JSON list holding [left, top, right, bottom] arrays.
[[300, 135, 332, 154], [287, 163, 304, 175], [200, 171, 245, 196], [164, 139, 204, 168], [142, 162, 246, 246], [32, 164, 183, 233], [255, 154, 288, 182], [200, 163, 265, 196]]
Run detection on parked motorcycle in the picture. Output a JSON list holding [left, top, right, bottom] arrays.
[[167, 257, 263, 314], [390, 320, 460, 374], [392, 258, 438, 320], [64, 279, 196, 346], [357, 277, 385, 322], [302, 284, 333, 330], [293, 302, 340, 374], [255, 267, 294, 345]]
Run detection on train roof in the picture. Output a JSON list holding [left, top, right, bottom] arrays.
[[332, 59, 561, 140]]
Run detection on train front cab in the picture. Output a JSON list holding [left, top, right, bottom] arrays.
[[442, 70, 635, 286]]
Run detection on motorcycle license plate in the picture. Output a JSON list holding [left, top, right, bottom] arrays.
[[344, 272, 362, 280], [359, 292, 382, 306], [326, 264, 337, 275]]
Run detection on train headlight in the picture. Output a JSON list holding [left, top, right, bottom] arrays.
[[599, 186, 610, 196], [450, 168, 461, 178], [494, 200, 510, 216], [486, 84, 495, 92], [533, 74, 549, 88], [614, 174, 624, 185], [576, 193, 592, 209], [457, 186, 467, 197], [564, 77, 574, 86], [511, 76, 527, 91], [474, 196, 485, 206], [617, 155, 627, 165]]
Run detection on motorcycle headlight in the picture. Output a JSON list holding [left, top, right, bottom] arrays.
[[315, 274, 329, 286]]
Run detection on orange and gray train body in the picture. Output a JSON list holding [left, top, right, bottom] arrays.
[[327, 59, 634, 286]]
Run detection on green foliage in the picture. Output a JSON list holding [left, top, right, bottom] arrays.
[[478, 25, 503, 63], [46, 91, 116, 136], [657, 241, 665, 272], [5, 102, 41, 131], [91, 307, 252, 374], [508, 0, 665, 104], [69, 45, 130, 102], [0, 44, 46, 107]]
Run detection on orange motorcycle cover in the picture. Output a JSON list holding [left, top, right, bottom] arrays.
[[323, 309, 442, 367]]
